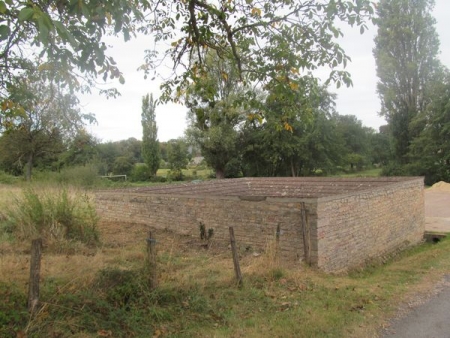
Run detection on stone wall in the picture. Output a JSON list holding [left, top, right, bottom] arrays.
[[95, 192, 317, 261], [95, 177, 424, 272], [315, 178, 424, 272]]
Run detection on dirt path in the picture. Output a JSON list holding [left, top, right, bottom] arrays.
[[425, 190, 450, 233]]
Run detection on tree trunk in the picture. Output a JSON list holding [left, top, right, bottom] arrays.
[[25, 153, 33, 182], [215, 168, 225, 179], [290, 158, 296, 177]]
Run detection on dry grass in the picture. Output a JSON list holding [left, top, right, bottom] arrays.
[[1, 184, 450, 337]]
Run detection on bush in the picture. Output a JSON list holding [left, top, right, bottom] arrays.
[[381, 162, 408, 176], [0, 171, 18, 184], [2, 187, 99, 246], [58, 164, 102, 187], [130, 164, 151, 182], [167, 169, 183, 181], [225, 158, 242, 178], [33, 164, 103, 188], [150, 176, 167, 183]]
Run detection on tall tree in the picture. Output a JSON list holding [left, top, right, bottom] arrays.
[[408, 66, 450, 184], [241, 80, 344, 177], [0, 72, 94, 180], [141, 94, 160, 176], [373, 0, 440, 164], [1, 1, 374, 136], [334, 114, 373, 170], [60, 129, 98, 168], [147, 0, 374, 129], [185, 50, 245, 179]]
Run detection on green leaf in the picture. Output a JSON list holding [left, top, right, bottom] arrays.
[[18, 7, 34, 22], [54, 20, 79, 47], [37, 17, 50, 45], [0, 1, 7, 14], [80, 2, 90, 19], [0, 24, 10, 41], [53, 20, 66, 35]]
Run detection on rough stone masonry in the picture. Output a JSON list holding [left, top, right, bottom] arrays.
[[95, 177, 424, 273]]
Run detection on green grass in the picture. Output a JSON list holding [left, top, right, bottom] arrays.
[[334, 168, 382, 178], [157, 168, 214, 179], [2, 234, 450, 337]]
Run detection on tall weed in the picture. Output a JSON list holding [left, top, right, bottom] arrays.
[[3, 187, 99, 246]]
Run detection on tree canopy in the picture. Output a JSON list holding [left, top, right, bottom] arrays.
[[373, 0, 440, 164], [0, 71, 94, 180], [1, 0, 375, 133]]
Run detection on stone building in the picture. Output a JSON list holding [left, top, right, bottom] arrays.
[[96, 177, 424, 272]]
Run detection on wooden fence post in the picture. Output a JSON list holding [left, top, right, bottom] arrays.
[[146, 231, 158, 289], [28, 238, 42, 315], [275, 224, 281, 257], [301, 202, 311, 265], [229, 227, 243, 286]]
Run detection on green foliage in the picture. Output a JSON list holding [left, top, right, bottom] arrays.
[[408, 67, 450, 185], [3, 188, 99, 245], [224, 158, 242, 178], [369, 127, 391, 166], [130, 164, 151, 182], [199, 222, 214, 241], [167, 139, 189, 171], [241, 82, 350, 177], [380, 162, 408, 177], [167, 169, 184, 182], [374, 0, 440, 163], [0, 282, 28, 337], [32, 164, 104, 188], [0, 72, 94, 181], [112, 156, 134, 176], [152, 0, 374, 113], [58, 164, 102, 188], [3, 228, 450, 337], [0, 0, 150, 106], [60, 130, 98, 167], [185, 50, 247, 179], [0, 170, 17, 184], [141, 93, 160, 176]]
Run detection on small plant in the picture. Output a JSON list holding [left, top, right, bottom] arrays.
[[199, 222, 214, 241]]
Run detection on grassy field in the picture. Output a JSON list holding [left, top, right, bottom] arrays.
[[1, 180, 449, 337], [157, 168, 214, 179], [334, 168, 382, 178]]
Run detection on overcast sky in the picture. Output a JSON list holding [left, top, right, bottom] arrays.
[[81, 1, 450, 143]]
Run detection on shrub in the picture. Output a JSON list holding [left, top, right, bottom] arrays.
[[34, 164, 103, 188], [381, 162, 408, 176], [2, 187, 99, 246], [130, 164, 151, 182], [150, 175, 167, 183], [225, 158, 242, 178], [167, 169, 183, 181], [0, 171, 18, 184], [58, 164, 102, 187]]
